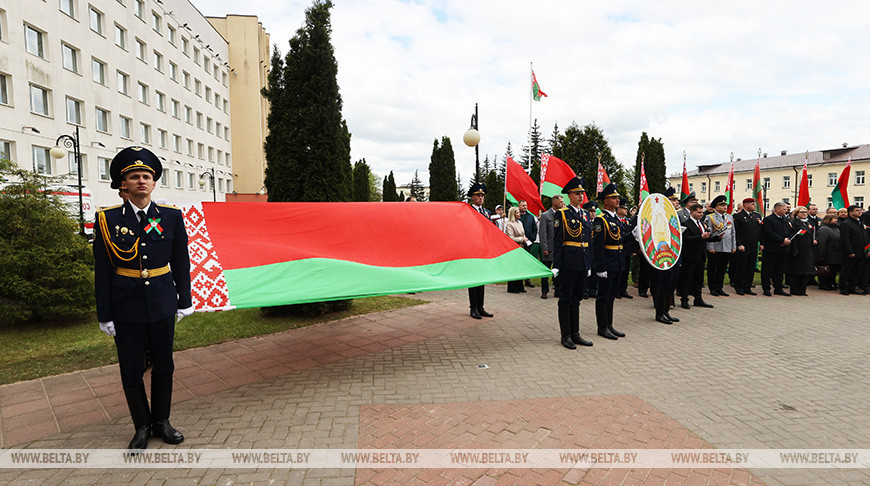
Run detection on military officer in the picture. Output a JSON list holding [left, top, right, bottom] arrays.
[[732, 197, 763, 295], [705, 195, 736, 296], [677, 191, 697, 224], [94, 146, 192, 450], [591, 183, 625, 340], [467, 182, 495, 319], [551, 177, 593, 349], [582, 199, 598, 299], [616, 197, 634, 299]]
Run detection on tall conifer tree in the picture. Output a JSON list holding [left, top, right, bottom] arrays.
[[428, 137, 458, 201], [382, 171, 398, 201], [352, 159, 371, 202]]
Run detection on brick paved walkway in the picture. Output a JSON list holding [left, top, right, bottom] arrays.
[[0, 285, 868, 485]]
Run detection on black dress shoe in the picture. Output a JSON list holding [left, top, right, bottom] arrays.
[[525, 281, 535, 288], [128, 425, 151, 450], [638, 291, 648, 298], [773, 290, 790, 296], [470, 308, 482, 319], [693, 300, 714, 308], [840, 290, 850, 295], [561, 336, 576, 349], [151, 419, 184, 444], [655, 315, 673, 324], [680, 300, 690, 309], [620, 291, 633, 299], [598, 328, 618, 340], [735, 290, 745, 295], [718, 290, 729, 296], [745, 290, 757, 295], [608, 326, 625, 338], [570, 334, 593, 347], [664, 313, 679, 322], [615, 294, 622, 299], [518, 288, 527, 293], [709, 290, 721, 296], [540, 293, 548, 299], [478, 307, 493, 318]]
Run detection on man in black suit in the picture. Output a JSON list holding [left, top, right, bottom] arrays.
[[731, 198, 763, 295], [677, 202, 714, 309], [839, 205, 868, 295], [467, 182, 495, 318], [760, 201, 793, 296]]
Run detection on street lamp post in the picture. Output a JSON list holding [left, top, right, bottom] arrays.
[[463, 103, 481, 182], [199, 167, 216, 202], [50, 124, 85, 237]]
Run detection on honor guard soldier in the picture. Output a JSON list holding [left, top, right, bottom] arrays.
[[467, 182, 495, 319], [552, 177, 593, 349], [591, 183, 626, 340], [94, 146, 193, 450], [581, 200, 598, 299]]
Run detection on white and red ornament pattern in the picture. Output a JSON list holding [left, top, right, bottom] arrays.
[[183, 203, 234, 312]]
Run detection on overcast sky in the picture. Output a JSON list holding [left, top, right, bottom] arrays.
[[199, 0, 870, 187]]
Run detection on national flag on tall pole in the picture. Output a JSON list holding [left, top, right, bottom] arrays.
[[531, 69, 547, 101], [505, 155, 545, 214], [540, 154, 576, 198], [725, 160, 735, 213], [596, 154, 611, 196], [680, 154, 691, 204], [797, 153, 810, 207], [752, 153, 764, 214], [831, 158, 851, 209], [638, 153, 650, 205]]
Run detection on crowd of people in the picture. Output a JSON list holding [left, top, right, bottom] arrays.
[[470, 181, 870, 350]]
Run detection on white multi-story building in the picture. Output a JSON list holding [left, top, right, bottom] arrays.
[[0, 0, 234, 208]]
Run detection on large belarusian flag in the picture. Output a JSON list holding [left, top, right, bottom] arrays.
[[752, 156, 763, 214], [540, 154, 576, 198], [505, 156, 545, 214], [831, 158, 851, 209], [182, 202, 551, 312]]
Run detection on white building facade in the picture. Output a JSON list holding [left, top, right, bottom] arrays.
[[0, 0, 234, 208]]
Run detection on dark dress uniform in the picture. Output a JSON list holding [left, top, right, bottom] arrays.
[[553, 177, 593, 349], [839, 213, 868, 294], [582, 200, 599, 298], [761, 211, 794, 295], [592, 183, 625, 340], [467, 182, 495, 318], [94, 147, 191, 449], [732, 203, 763, 295]]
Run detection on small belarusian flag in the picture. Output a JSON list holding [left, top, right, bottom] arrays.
[[638, 154, 649, 205], [680, 159, 691, 206], [725, 161, 735, 213], [797, 155, 810, 208], [531, 70, 547, 101], [831, 158, 851, 209], [596, 159, 611, 196], [752, 156, 763, 214], [540, 154, 576, 198]]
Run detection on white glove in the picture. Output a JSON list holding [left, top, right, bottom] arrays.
[[525, 240, 532, 247], [596, 271, 607, 278], [99, 321, 116, 336], [551, 268, 559, 277], [587, 269, 592, 277], [176, 306, 195, 322]]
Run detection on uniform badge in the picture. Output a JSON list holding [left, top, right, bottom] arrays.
[[554, 220, 560, 227], [121, 227, 129, 235], [594, 224, 602, 232], [145, 218, 163, 234]]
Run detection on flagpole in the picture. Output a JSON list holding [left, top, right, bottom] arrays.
[[528, 62, 533, 175]]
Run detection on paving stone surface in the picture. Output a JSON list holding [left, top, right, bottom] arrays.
[[0, 285, 867, 485]]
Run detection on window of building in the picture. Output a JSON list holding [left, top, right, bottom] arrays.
[[181, 37, 189, 56], [222, 72, 228, 86], [214, 94, 220, 109], [217, 150, 222, 164], [855, 196, 864, 208], [782, 197, 790, 205], [153, 50, 163, 72], [204, 57, 210, 73], [218, 178, 224, 192], [114, 24, 126, 49], [183, 71, 190, 89], [140, 123, 150, 144], [782, 175, 790, 189], [160, 174, 168, 187], [184, 105, 192, 124], [206, 117, 213, 134], [194, 79, 201, 96], [688, 183, 693, 192], [119, 115, 131, 139], [224, 126, 230, 140], [806, 174, 812, 188], [138, 82, 148, 104], [188, 172, 195, 190], [193, 47, 200, 65], [134, 0, 144, 19], [196, 112, 203, 129], [205, 86, 211, 103], [66, 97, 82, 125], [155, 91, 165, 112], [60, 0, 75, 18], [151, 11, 161, 32], [169, 61, 177, 81], [33, 146, 51, 174], [828, 172, 837, 186], [214, 65, 219, 80], [0, 9, 6, 42], [89, 7, 103, 35], [208, 146, 214, 162], [763, 177, 770, 190], [171, 99, 180, 118], [67, 152, 86, 178], [62, 43, 79, 73], [97, 157, 112, 181], [223, 99, 228, 113], [117, 70, 129, 95], [136, 39, 146, 61], [826, 197, 833, 209], [29, 84, 50, 116], [216, 122, 222, 139], [95, 107, 109, 133], [226, 178, 232, 192], [745, 178, 752, 190], [167, 25, 176, 45], [173, 134, 181, 152], [186, 138, 193, 155], [197, 143, 204, 159], [25, 25, 46, 58], [92, 58, 106, 85], [713, 181, 719, 191], [158, 129, 167, 148], [0, 75, 8, 105], [174, 170, 183, 188], [856, 170, 865, 186]]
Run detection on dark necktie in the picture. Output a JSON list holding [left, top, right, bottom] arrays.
[[138, 210, 149, 231]]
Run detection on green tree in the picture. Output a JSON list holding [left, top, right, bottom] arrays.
[[352, 159, 371, 202], [262, 0, 352, 202], [382, 171, 397, 201], [633, 132, 667, 204], [552, 122, 628, 199], [483, 169, 504, 212], [408, 170, 425, 201], [428, 136, 458, 201], [548, 122, 560, 154], [520, 118, 544, 186], [456, 171, 467, 201], [0, 160, 94, 325], [367, 170, 382, 202]]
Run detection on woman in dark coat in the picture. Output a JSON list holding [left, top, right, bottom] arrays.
[[816, 214, 843, 290], [786, 207, 815, 295]]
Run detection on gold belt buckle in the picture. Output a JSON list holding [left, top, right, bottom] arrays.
[[141, 269, 149, 278]]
